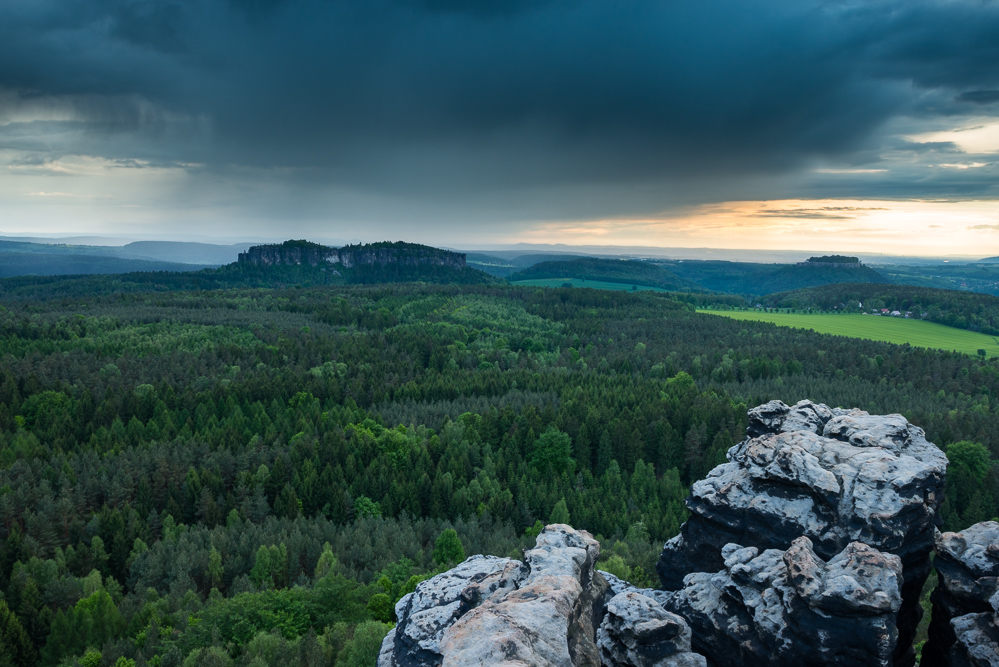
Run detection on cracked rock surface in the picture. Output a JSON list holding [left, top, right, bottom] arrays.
[[378, 524, 614, 667], [597, 591, 706, 667], [923, 521, 999, 666], [948, 590, 999, 667], [379, 554, 525, 667], [657, 399, 946, 666], [658, 537, 903, 666]]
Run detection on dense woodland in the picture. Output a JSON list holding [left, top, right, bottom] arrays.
[[507, 257, 698, 291], [0, 280, 997, 666]]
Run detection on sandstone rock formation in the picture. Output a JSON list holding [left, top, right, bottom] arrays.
[[660, 537, 903, 666], [948, 591, 999, 667], [380, 555, 525, 667], [597, 591, 706, 667], [379, 524, 621, 667], [657, 399, 947, 666], [438, 524, 605, 666], [238, 240, 339, 267], [923, 521, 999, 666]]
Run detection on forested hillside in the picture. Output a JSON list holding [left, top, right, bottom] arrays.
[[508, 257, 696, 290], [667, 258, 886, 295], [0, 282, 996, 666], [764, 283, 999, 334], [0, 241, 250, 277], [0, 252, 214, 278]]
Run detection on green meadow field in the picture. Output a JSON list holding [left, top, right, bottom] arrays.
[[700, 310, 999, 357], [510, 278, 671, 292]]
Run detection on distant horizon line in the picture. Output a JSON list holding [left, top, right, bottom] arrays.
[[0, 232, 990, 263]]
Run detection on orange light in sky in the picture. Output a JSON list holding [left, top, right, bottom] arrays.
[[518, 200, 999, 257]]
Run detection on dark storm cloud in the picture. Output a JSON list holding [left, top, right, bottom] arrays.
[[2, 0, 999, 210], [957, 91, 999, 105]]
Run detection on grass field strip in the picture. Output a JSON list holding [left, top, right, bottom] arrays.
[[699, 310, 999, 358]]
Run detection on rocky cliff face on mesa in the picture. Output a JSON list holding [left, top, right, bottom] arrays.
[[379, 400, 999, 667], [237, 240, 466, 269]]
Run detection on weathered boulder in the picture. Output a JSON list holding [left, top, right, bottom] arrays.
[[948, 590, 999, 666], [657, 399, 947, 665], [923, 521, 999, 666], [440, 524, 606, 666], [658, 537, 904, 666], [597, 591, 706, 667], [379, 554, 526, 667], [378, 525, 612, 667]]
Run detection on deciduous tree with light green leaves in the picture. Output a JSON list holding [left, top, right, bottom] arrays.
[[549, 498, 570, 525], [432, 529, 465, 566], [41, 590, 124, 666]]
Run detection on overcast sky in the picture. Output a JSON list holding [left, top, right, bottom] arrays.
[[2, 0, 999, 254]]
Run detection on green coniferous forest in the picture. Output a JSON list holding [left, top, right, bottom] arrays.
[[1, 281, 997, 666]]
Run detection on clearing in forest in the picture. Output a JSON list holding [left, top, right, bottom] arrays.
[[700, 310, 999, 358]]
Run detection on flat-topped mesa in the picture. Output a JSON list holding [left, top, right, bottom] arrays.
[[657, 399, 947, 667], [661, 537, 904, 667], [237, 240, 338, 267], [237, 240, 466, 269], [922, 521, 999, 666]]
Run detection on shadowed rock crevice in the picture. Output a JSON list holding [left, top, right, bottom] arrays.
[[660, 537, 903, 666], [922, 521, 999, 666]]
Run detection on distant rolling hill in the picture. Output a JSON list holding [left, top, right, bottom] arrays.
[[507, 257, 698, 291], [114, 241, 253, 265], [0, 239, 251, 277], [466, 252, 590, 278], [465, 253, 520, 277], [668, 258, 887, 295], [0, 251, 212, 278]]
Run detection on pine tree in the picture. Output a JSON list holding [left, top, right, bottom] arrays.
[[249, 545, 271, 589], [574, 424, 591, 471], [15, 577, 48, 652], [0, 599, 35, 667], [207, 547, 224, 592], [549, 498, 571, 526], [597, 430, 614, 475], [683, 424, 704, 481], [531, 427, 573, 476]]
